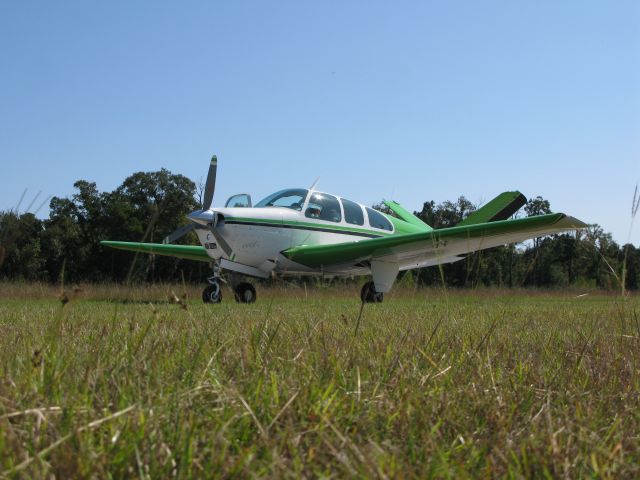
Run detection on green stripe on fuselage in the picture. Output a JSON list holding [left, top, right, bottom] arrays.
[[224, 216, 395, 238]]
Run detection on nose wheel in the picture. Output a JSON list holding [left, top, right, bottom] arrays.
[[361, 281, 383, 303], [202, 262, 258, 304], [202, 281, 222, 303], [202, 262, 223, 304]]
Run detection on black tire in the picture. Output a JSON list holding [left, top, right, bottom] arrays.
[[360, 281, 383, 303], [202, 282, 222, 303], [234, 282, 257, 303]]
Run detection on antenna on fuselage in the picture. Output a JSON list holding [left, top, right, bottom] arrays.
[[309, 177, 320, 191]]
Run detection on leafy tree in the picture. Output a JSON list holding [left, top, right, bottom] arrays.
[[0, 212, 45, 280], [621, 244, 639, 290], [415, 196, 476, 229], [525, 196, 551, 217], [43, 169, 199, 282]]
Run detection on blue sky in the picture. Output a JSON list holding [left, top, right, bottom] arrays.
[[1, 1, 639, 244]]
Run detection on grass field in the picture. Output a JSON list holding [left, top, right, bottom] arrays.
[[0, 283, 638, 478]]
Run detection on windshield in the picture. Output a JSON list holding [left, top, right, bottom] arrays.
[[255, 189, 309, 210]]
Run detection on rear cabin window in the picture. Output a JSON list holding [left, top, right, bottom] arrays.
[[305, 193, 342, 223], [341, 198, 364, 226], [366, 207, 393, 231]]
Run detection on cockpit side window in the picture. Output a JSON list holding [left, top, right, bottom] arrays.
[[341, 198, 364, 226], [225, 193, 252, 208], [365, 207, 393, 231], [255, 189, 308, 210], [305, 193, 342, 223]]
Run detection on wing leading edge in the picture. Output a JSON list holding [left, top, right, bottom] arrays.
[[282, 213, 587, 269], [100, 241, 210, 262]]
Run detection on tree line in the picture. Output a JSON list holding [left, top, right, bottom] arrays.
[[1, 169, 639, 290]]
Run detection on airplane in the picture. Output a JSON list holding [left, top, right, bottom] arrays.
[[101, 155, 587, 303]]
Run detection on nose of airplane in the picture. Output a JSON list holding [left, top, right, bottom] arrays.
[[187, 209, 215, 226]]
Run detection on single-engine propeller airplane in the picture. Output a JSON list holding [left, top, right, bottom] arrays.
[[101, 155, 587, 303]]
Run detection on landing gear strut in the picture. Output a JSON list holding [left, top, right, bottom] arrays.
[[202, 262, 257, 304], [361, 281, 383, 303], [202, 261, 223, 304]]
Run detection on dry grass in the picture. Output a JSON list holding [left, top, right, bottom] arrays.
[[0, 283, 638, 478]]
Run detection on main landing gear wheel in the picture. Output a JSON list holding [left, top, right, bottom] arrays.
[[361, 281, 383, 303], [202, 282, 222, 304], [234, 282, 257, 303]]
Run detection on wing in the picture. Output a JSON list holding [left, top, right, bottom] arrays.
[[282, 213, 587, 269], [101, 241, 210, 262]]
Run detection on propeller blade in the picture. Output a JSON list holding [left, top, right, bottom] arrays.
[[162, 223, 196, 244], [202, 155, 217, 210]]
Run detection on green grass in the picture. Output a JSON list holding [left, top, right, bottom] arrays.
[[0, 283, 638, 478]]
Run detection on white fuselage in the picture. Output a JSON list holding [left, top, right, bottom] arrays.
[[190, 204, 392, 278]]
